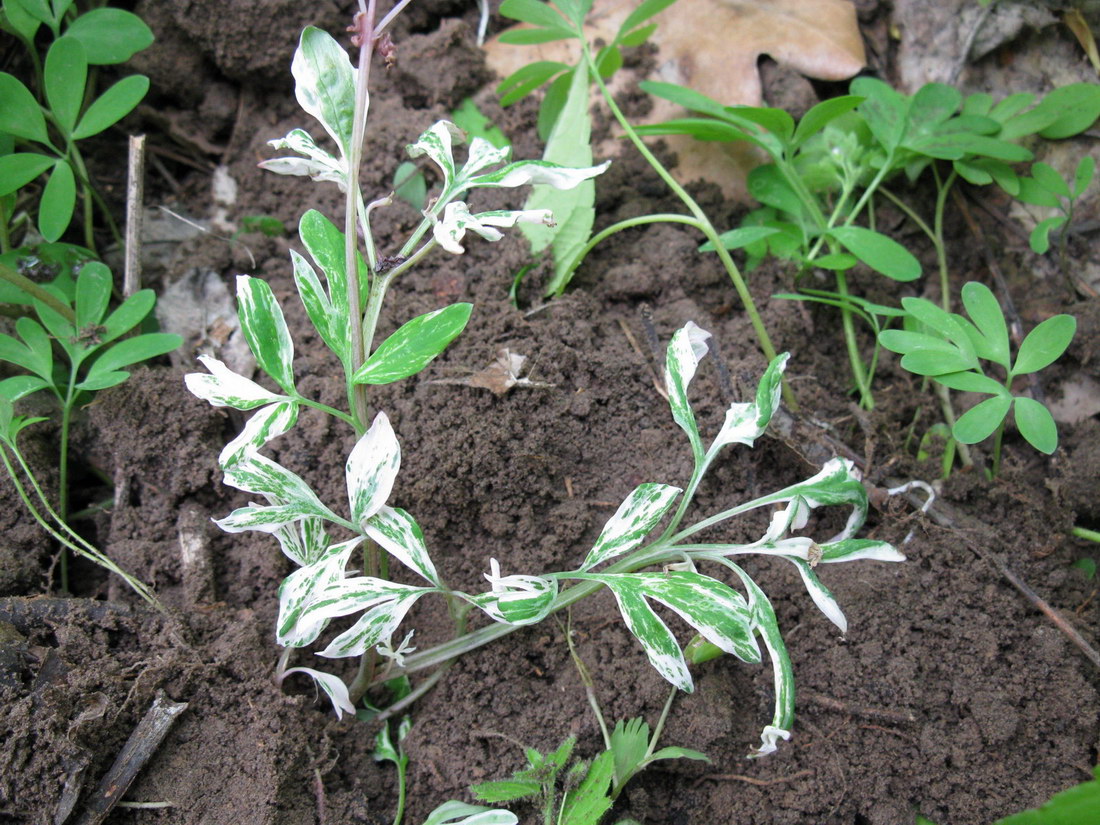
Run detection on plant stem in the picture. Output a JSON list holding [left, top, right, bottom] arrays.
[[835, 269, 873, 409], [583, 49, 794, 409], [1072, 526, 1100, 543], [932, 165, 958, 312], [0, 263, 78, 321], [991, 419, 1005, 477], [642, 685, 678, 764]]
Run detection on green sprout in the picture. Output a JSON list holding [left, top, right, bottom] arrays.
[[0, 0, 153, 253], [879, 281, 1075, 476], [1014, 155, 1095, 272]]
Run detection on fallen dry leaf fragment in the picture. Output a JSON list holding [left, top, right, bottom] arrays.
[[429, 349, 555, 395], [484, 0, 865, 197]]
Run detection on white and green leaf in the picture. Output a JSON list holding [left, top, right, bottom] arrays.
[[276, 537, 361, 646], [464, 560, 558, 626], [290, 249, 347, 365], [236, 275, 296, 394], [282, 667, 356, 719], [218, 400, 299, 469], [407, 120, 466, 194], [365, 505, 440, 586], [223, 449, 339, 521], [273, 516, 329, 567], [291, 27, 356, 157], [353, 303, 472, 385], [185, 355, 288, 410], [708, 352, 789, 454], [317, 588, 429, 658], [665, 322, 711, 460], [260, 128, 347, 188], [346, 411, 401, 526], [433, 202, 554, 254], [580, 483, 682, 570]]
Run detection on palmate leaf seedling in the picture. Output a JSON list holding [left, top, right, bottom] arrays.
[[1012, 155, 1095, 272], [494, 0, 792, 408], [638, 77, 1100, 409], [879, 281, 1075, 477], [0, 0, 153, 252], [0, 260, 179, 594], [186, 3, 608, 714]]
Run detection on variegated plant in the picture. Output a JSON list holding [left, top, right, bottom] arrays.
[[185, 10, 902, 757], [185, 12, 608, 716]]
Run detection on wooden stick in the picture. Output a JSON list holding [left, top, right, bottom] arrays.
[[124, 135, 146, 298]]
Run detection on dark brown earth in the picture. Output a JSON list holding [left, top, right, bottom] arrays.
[[1, 2, 1098, 824]]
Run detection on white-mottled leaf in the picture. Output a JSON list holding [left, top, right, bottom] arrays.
[[819, 538, 905, 563], [353, 303, 472, 385], [467, 158, 611, 191], [433, 202, 554, 254], [407, 120, 465, 193], [184, 355, 288, 410], [218, 401, 299, 469], [260, 128, 346, 189], [318, 588, 427, 658], [236, 275, 296, 394], [291, 27, 355, 157], [347, 411, 400, 526], [216, 501, 321, 534], [463, 559, 557, 626], [752, 458, 870, 542], [273, 516, 328, 567], [290, 249, 347, 365], [223, 450, 338, 521], [784, 557, 846, 632], [282, 667, 355, 719], [580, 483, 682, 570], [421, 801, 519, 825], [459, 136, 512, 178], [709, 353, 789, 453], [665, 323, 711, 458], [276, 537, 361, 646], [365, 505, 440, 586], [298, 210, 352, 353]]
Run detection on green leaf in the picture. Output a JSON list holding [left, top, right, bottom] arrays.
[[851, 76, 908, 151], [0, 152, 55, 196], [236, 275, 296, 394], [499, 0, 573, 32], [1036, 83, 1100, 139], [1030, 162, 1070, 198], [0, 375, 49, 401], [353, 303, 472, 385], [619, 22, 657, 47], [73, 74, 149, 139], [560, 750, 615, 825], [995, 766, 1100, 825], [101, 287, 155, 343], [1030, 216, 1067, 255], [747, 165, 803, 216], [39, 159, 75, 242], [828, 226, 921, 282], [8, 0, 52, 28], [1013, 315, 1075, 375], [792, 95, 863, 148], [932, 370, 1006, 396], [609, 718, 649, 786], [617, 0, 676, 39], [699, 226, 780, 252], [524, 61, 598, 297], [496, 27, 574, 45], [44, 37, 86, 135], [84, 332, 180, 379], [2, 0, 41, 40], [1073, 155, 1095, 198], [0, 72, 50, 143], [634, 117, 750, 143], [64, 7, 153, 64], [953, 395, 1012, 444], [470, 779, 542, 804], [451, 98, 509, 149], [1014, 396, 1058, 454], [289, 250, 343, 365], [595, 44, 623, 78], [13, 316, 54, 381], [292, 27, 356, 157], [74, 261, 111, 328], [580, 482, 682, 570], [1015, 176, 1061, 208], [960, 281, 1010, 368], [538, 69, 572, 141], [497, 60, 567, 106], [647, 746, 710, 764], [298, 209, 354, 343]]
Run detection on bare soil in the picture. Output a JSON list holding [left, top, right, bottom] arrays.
[[1, 2, 1098, 824]]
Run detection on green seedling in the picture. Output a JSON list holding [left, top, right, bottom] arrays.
[[0, 260, 179, 595], [0, 0, 153, 252], [496, 0, 790, 406], [639, 78, 1100, 409], [879, 281, 1075, 476], [1013, 155, 1095, 271], [451, 98, 509, 150], [373, 715, 413, 825]]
